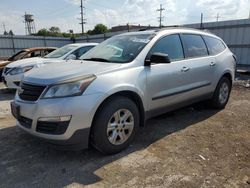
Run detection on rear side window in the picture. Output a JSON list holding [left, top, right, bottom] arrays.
[[181, 34, 208, 58], [203, 36, 226, 55], [149, 34, 184, 61]]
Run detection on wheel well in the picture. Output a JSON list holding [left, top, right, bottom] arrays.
[[93, 91, 146, 127], [222, 72, 232, 85]]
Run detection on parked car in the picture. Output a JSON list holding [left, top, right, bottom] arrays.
[[0, 47, 57, 81], [11, 28, 236, 154], [2, 43, 97, 89]]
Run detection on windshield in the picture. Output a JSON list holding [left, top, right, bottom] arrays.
[[80, 34, 154, 63], [8, 50, 28, 61], [45, 45, 77, 59]]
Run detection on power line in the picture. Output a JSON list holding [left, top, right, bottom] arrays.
[[157, 4, 165, 28]]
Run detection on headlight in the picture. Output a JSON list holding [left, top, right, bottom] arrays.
[[9, 66, 34, 75], [42, 75, 96, 99]]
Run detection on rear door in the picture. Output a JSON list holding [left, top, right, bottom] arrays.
[[180, 34, 216, 97], [202, 35, 228, 85]]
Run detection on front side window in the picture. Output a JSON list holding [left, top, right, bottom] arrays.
[[181, 34, 208, 58], [203, 36, 226, 55], [73, 46, 94, 59], [80, 34, 155, 63], [149, 34, 184, 61], [30, 50, 42, 57], [45, 45, 77, 59]]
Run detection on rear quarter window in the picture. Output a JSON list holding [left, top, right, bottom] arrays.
[[203, 36, 226, 55], [181, 34, 208, 58]]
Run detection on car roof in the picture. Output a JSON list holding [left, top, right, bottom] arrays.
[[23, 47, 58, 52], [67, 43, 98, 47], [119, 27, 219, 39]]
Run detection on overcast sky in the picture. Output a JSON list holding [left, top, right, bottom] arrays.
[[0, 0, 249, 35]]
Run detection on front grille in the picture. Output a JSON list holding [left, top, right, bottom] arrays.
[[19, 83, 46, 101], [4, 67, 11, 74], [18, 116, 32, 129], [13, 81, 20, 86], [36, 121, 70, 135]]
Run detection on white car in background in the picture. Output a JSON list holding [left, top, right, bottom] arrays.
[[2, 43, 97, 89]]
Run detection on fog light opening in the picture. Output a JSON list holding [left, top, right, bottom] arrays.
[[38, 116, 71, 122]]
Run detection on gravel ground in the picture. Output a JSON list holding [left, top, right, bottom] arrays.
[[0, 82, 249, 188]]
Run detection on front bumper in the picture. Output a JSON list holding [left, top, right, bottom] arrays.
[[12, 92, 104, 149], [2, 72, 23, 89]]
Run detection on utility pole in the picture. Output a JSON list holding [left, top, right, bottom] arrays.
[[157, 4, 165, 28], [79, 0, 86, 35], [216, 13, 220, 22], [2, 22, 6, 33], [200, 13, 203, 29]]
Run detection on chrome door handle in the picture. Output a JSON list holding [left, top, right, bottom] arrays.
[[181, 66, 190, 72], [210, 62, 216, 66]]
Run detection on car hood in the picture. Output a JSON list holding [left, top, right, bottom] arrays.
[[23, 60, 122, 85], [6, 57, 44, 68], [6, 57, 64, 69]]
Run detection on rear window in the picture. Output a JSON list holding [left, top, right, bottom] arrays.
[[181, 34, 208, 58], [203, 36, 226, 55]]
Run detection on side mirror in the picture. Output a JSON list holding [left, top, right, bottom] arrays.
[[145, 52, 171, 66], [66, 54, 76, 60]]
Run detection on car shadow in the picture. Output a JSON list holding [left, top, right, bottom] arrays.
[[0, 103, 220, 187]]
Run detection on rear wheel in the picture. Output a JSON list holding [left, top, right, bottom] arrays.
[[210, 76, 231, 109], [91, 96, 139, 154]]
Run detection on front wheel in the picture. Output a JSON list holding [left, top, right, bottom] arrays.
[[91, 96, 139, 154], [210, 77, 232, 109]]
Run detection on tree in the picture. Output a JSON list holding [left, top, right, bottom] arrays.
[[37, 28, 49, 36], [36, 27, 65, 37], [9, 30, 14, 35], [90, 24, 109, 35], [86, 30, 92, 35], [49, 26, 60, 34]]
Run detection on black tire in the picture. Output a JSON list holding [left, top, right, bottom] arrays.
[[91, 96, 139, 155], [210, 76, 232, 109]]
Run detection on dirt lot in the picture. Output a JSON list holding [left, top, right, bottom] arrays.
[[0, 82, 249, 188]]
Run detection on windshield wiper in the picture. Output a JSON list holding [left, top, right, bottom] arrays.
[[82, 58, 110, 62]]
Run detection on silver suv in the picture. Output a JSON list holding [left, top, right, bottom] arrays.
[[11, 28, 236, 154]]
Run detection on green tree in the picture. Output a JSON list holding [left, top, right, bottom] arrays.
[[91, 24, 109, 35], [37, 28, 49, 36], [49, 26, 60, 34]]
